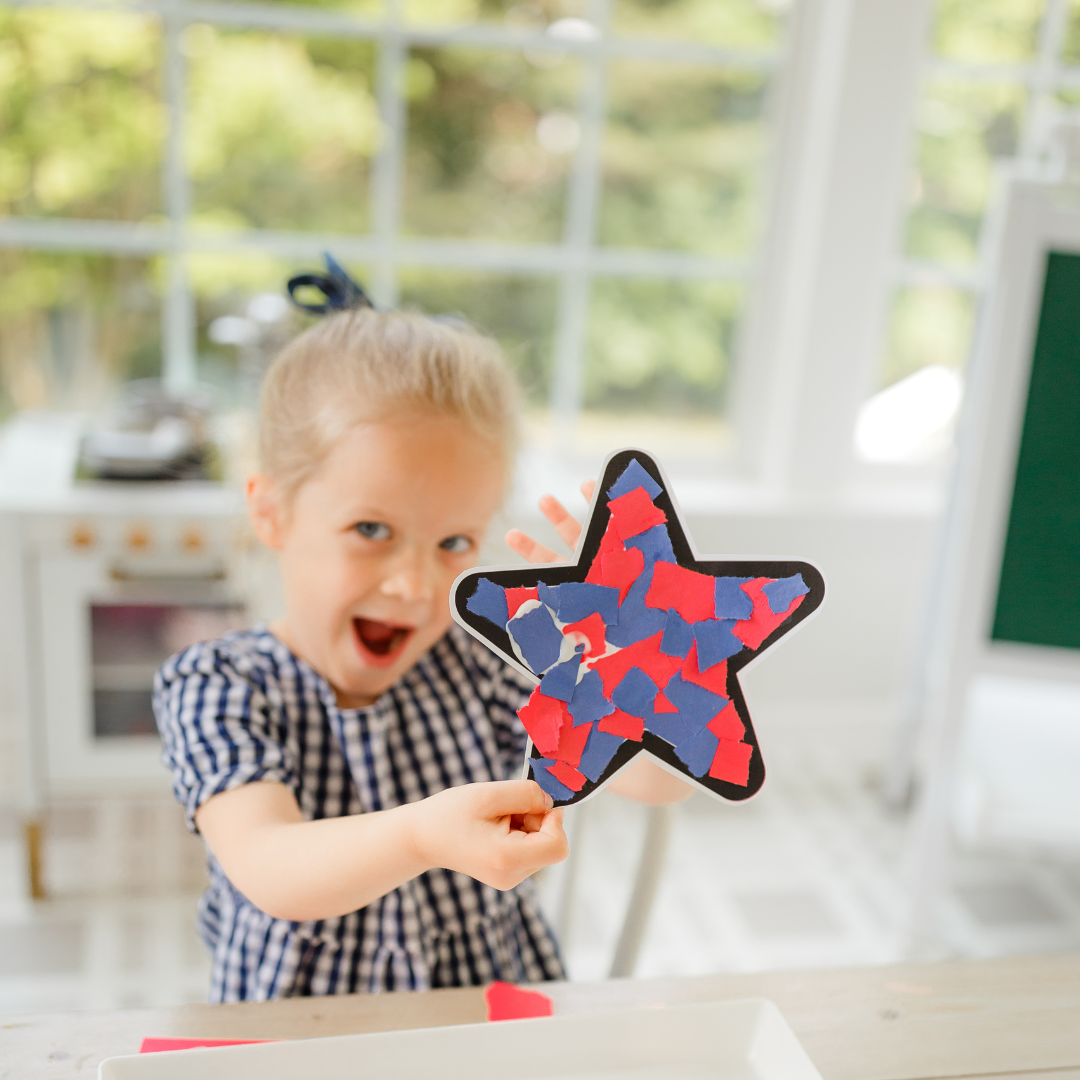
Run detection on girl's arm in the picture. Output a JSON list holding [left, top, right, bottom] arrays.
[[195, 779, 567, 921], [506, 481, 693, 808]]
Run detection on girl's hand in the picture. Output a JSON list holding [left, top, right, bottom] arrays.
[[408, 780, 568, 891], [506, 480, 597, 564]]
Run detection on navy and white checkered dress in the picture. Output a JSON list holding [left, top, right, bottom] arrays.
[[153, 624, 564, 1002]]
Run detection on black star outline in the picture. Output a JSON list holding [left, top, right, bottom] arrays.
[[450, 448, 826, 806]]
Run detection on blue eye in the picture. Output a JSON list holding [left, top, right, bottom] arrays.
[[439, 535, 472, 555], [355, 521, 391, 541]]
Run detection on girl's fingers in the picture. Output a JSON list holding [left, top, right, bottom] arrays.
[[581, 480, 596, 503], [538, 494, 582, 551], [505, 528, 563, 565]]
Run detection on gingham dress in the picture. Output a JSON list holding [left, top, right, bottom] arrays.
[[153, 624, 564, 1002]]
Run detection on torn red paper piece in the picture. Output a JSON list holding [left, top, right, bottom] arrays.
[[140, 1039, 273, 1054], [505, 586, 539, 620], [591, 632, 682, 697], [645, 562, 716, 623], [518, 689, 569, 756], [654, 690, 678, 713], [709, 739, 753, 786], [600, 546, 646, 604], [681, 646, 729, 696], [707, 701, 744, 742], [608, 486, 667, 542], [555, 718, 591, 766], [734, 578, 806, 651], [485, 980, 555, 1021], [563, 612, 607, 658], [548, 760, 586, 792], [586, 518, 626, 584], [599, 708, 644, 740]]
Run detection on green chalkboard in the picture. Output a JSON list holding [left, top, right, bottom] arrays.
[[992, 250, 1080, 649]]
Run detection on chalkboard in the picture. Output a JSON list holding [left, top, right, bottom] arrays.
[[991, 250, 1080, 650]]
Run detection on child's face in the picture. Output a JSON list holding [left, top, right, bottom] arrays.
[[255, 414, 505, 707]]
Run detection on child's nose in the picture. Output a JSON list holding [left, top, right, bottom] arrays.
[[380, 545, 436, 604]]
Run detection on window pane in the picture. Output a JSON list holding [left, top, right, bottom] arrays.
[[880, 284, 975, 389], [189, 253, 305, 410], [0, 9, 163, 221], [185, 29, 378, 232], [579, 277, 740, 455], [0, 251, 161, 416], [600, 61, 768, 255], [397, 268, 558, 409], [932, 0, 1045, 63], [904, 80, 1026, 265], [403, 0, 585, 28], [611, 0, 783, 49], [1064, 0, 1080, 64], [403, 48, 581, 243]]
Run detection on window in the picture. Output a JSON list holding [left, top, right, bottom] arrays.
[[861, 0, 1073, 465], [0, 0, 791, 467]]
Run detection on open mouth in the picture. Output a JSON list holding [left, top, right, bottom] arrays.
[[353, 617, 413, 666]]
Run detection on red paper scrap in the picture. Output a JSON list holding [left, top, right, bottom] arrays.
[[555, 718, 591, 766], [140, 1038, 273, 1054], [608, 487, 667, 542], [563, 612, 607, 658], [506, 586, 539, 620], [645, 562, 717, 623], [591, 633, 682, 698], [599, 546, 646, 604], [586, 519, 626, 584], [734, 578, 806, 651], [707, 701, 744, 742], [709, 739, 753, 786], [548, 760, 586, 792], [654, 691, 678, 713], [518, 689, 569, 756], [599, 708, 645, 741], [485, 980, 555, 1021], [681, 646, 729, 696]]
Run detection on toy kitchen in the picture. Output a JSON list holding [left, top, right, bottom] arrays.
[[0, 385, 278, 895]]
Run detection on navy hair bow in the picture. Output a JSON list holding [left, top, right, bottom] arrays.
[[286, 253, 374, 315]]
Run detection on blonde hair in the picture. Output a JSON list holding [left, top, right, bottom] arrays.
[[259, 307, 520, 504]]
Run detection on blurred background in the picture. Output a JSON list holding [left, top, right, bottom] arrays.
[[3, 0, 1080, 1017]]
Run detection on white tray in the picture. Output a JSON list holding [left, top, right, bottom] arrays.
[[98, 997, 822, 1080]]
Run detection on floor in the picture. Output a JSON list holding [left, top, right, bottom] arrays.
[[3, 717, 1080, 1015]]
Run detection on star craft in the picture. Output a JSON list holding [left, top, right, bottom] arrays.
[[450, 450, 826, 806]]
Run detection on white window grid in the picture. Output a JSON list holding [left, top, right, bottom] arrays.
[[0, 0, 785, 436], [891, 0, 1078, 317]]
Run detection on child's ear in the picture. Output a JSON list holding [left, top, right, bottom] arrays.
[[247, 472, 287, 550]]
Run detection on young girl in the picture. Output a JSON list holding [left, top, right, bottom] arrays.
[[154, 306, 688, 1002]]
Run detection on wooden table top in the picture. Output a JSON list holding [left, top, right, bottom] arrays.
[[4, 952, 1080, 1080]]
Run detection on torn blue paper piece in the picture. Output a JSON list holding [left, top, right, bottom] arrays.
[[466, 577, 509, 628], [625, 524, 676, 567], [539, 651, 583, 703], [578, 726, 625, 783], [660, 608, 694, 659], [714, 577, 754, 620], [611, 667, 660, 719], [607, 458, 663, 502], [663, 672, 728, 733], [553, 582, 620, 626], [763, 573, 810, 615], [531, 758, 574, 802], [568, 669, 616, 726], [693, 618, 742, 670], [537, 582, 560, 610], [649, 711, 701, 747], [508, 604, 564, 675], [607, 564, 667, 648], [674, 726, 721, 778]]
